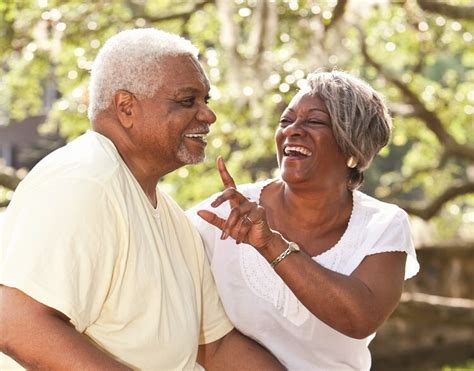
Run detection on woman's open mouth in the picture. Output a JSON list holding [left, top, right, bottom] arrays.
[[283, 145, 312, 158]]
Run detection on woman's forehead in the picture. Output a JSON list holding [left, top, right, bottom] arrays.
[[287, 90, 327, 112]]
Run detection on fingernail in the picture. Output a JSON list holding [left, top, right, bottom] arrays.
[[211, 199, 219, 207]]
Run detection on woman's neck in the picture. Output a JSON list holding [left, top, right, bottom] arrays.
[[268, 179, 353, 232], [261, 180, 354, 255]]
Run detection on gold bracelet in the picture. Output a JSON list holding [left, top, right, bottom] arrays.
[[270, 242, 300, 268]]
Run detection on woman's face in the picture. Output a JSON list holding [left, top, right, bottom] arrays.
[[275, 90, 348, 188]]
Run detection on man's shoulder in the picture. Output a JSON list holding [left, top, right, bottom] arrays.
[[24, 131, 121, 187]]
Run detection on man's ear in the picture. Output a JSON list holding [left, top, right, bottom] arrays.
[[114, 90, 136, 129]]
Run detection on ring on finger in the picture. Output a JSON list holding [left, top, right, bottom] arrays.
[[242, 215, 253, 224]]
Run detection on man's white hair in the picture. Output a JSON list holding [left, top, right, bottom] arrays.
[[88, 28, 199, 121]]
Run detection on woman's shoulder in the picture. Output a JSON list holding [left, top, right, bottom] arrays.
[[237, 178, 276, 201], [354, 190, 408, 220]]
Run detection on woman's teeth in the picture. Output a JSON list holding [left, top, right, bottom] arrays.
[[284, 146, 312, 156]]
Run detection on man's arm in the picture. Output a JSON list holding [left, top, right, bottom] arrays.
[[0, 286, 131, 370], [197, 329, 285, 370]]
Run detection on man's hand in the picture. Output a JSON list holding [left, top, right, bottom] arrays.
[[0, 285, 131, 370]]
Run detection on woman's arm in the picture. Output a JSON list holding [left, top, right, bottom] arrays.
[[198, 157, 406, 339], [198, 329, 285, 370], [261, 233, 406, 338]]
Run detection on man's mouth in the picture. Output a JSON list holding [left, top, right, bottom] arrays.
[[184, 130, 209, 144], [185, 133, 207, 142], [284, 145, 312, 158]]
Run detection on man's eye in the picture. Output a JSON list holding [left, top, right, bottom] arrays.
[[180, 98, 195, 107], [205, 95, 211, 104]]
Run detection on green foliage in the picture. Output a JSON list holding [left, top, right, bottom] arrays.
[[1, 0, 473, 242], [442, 358, 474, 371]]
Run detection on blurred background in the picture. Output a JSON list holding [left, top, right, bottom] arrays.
[[0, 0, 473, 369]]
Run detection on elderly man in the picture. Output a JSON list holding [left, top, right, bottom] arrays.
[[0, 29, 282, 370]]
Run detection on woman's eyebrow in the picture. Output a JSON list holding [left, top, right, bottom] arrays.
[[308, 108, 329, 115]]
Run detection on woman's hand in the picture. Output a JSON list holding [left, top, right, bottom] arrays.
[[197, 156, 275, 251]]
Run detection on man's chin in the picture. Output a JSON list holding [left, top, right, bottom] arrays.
[[177, 151, 206, 165]]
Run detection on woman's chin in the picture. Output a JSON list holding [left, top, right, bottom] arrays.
[[280, 170, 309, 184]]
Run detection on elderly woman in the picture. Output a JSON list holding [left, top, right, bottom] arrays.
[[187, 70, 419, 370]]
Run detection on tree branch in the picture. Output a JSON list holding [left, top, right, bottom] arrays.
[[417, 0, 474, 20], [249, 0, 277, 68], [325, 0, 348, 31], [216, 0, 245, 94], [359, 30, 474, 162], [380, 152, 449, 199], [0, 169, 21, 191], [129, 0, 214, 23], [398, 181, 474, 220], [398, 292, 474, 325]]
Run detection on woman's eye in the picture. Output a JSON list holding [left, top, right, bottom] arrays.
[[280, 118, 292, 127], [308, 120, 325, 125]]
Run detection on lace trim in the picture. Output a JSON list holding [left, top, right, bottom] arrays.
[[240, 245, 311, 326], [313, 191, 357, 270], [257, 178, 277, 203], [238, 181, 359, 326]]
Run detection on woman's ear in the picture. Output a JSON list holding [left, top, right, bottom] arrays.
[[114, 90, 136, 129]]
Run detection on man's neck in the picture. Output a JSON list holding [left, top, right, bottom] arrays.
[[92, 120, 165, 208]]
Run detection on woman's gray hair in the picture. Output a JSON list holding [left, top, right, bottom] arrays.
[[88, 28, 199, 121], [307, 70, 392, 190]]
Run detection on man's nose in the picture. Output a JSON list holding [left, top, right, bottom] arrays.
[[197, 104, 217, 125]]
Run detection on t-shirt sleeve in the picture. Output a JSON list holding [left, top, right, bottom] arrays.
[[366, 209, 420, 280], [197, 249, 234, 345], [186, 199, 233, 344], [0, 177, 123, 332]]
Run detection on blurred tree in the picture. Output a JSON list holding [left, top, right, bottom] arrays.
[[0, 0, 473, 242]]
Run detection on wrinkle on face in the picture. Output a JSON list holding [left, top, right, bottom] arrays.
[[132, 54, 214, 169]]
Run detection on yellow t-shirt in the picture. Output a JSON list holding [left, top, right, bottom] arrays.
[[0, 131, 233, 370]]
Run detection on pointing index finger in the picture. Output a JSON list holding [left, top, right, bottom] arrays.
[[217, 156, 236, 189]]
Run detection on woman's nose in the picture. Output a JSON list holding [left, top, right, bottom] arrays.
[[282, 119, 304, 137]]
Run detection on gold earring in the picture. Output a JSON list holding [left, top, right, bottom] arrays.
[[347, 157, 357, 168]]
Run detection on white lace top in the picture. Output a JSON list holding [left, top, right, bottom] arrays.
[[187, 179, 419, 371]]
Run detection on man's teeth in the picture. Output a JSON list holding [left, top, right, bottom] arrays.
[[185, 133, 207, 140], [284, 146, 312, 156]]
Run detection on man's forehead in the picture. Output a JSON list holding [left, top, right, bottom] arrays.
[[160, 54, 210, 93], [170, 87, 209, 99]]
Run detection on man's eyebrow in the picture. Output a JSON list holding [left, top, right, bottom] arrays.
[[174, 87, 201, 95]]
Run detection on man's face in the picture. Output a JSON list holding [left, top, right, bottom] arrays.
[[133, 55, 216, 172]]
